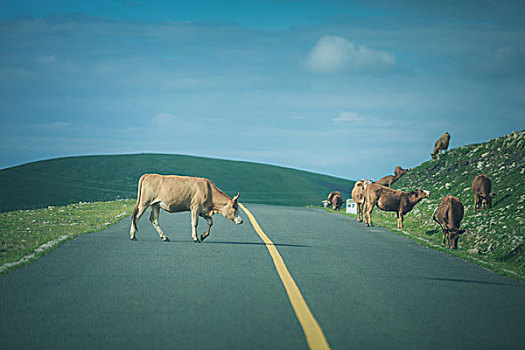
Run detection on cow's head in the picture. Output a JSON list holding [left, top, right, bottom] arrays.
[[484, 193, 496, 209], [222, 193, 243, 224], [445, 228, 466, 249], [397, 168, 409, 176], [414, 189, 431, 199]]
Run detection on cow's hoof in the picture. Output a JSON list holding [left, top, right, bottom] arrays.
[[194, 238, 201, 243], [130, 237, 137, 241], [163, 237, 170, 242], [200, 234, 207, 242]]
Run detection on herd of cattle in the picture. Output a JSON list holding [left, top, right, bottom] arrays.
[[127, 132, 495, 249], [324, 132, 496, 249]]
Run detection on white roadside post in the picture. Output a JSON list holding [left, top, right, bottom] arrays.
[[346, 199, 357, 215]]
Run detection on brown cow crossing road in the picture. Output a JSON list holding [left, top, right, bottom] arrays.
[[1, 204, 524, 349]]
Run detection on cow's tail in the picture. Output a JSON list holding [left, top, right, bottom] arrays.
[[432, 206, 443, 230], [131, 175, 145, 232]]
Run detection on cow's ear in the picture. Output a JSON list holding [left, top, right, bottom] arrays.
[[233, 193, 240, 202]]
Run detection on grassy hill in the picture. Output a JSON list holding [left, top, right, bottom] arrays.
[[341, 130, 524, 279], [0, 154, 354, 212]]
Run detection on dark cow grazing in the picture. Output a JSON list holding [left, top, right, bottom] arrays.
[[472, 174, 495, 211], [327, 191, 343, 210], [394, 166, 409, 177], [130, 174, 243, 243], [364, 183, 430, 229], [433, 196, 465, 249], [351, 180, 370, 222], [431, 132, 450, 160]]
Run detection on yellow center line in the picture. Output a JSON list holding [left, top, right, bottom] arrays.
[[239, 203, 331, 350]]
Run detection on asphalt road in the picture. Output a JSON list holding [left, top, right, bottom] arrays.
[[1, 204, 524, 349]]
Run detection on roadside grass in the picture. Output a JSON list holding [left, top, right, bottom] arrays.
[[0, 199, 134, 274], [321, 207, 525, 281]]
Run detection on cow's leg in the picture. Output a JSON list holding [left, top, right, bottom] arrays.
[[130, 204, 148, 240], [191, 210, 200, 243], [474, 194, 480, 212], [364, 202, 373, 227], [357, 203, 362, 222], [200, 216, 213, 242], [363, 203, 369, 225], [397, 212, 404, 229], [150, 203, 169, 242], [442, 230, 446, 246]]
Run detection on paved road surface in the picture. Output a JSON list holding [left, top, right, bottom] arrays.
[[1, 204, 524, 349]]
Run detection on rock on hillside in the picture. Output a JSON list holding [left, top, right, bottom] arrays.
[[393, 130, 524, 268]]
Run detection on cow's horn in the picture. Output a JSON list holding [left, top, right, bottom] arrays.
[[233, 193, 240, 201]]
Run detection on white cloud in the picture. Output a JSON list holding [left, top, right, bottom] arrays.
[[332, 111, 366, 124], [153, 113, 178, 124], [304, 36, 396, 74]]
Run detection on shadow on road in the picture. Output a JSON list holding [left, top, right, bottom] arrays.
[[422, 277, 524, 288], [206, 241, 310, 248]]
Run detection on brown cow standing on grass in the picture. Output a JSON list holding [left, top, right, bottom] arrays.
[[394, 166, 409, 177], [433, 196, 465, 249], [431, 132, 450, 160], [374, 172, 405, 187], [130, 174, 243, 243], [364, 183, 430, 229], [327, 191, 343, 210], [351, 180, 370, 222], [374, 166, 409, 187], [472, 174, 495, 211]]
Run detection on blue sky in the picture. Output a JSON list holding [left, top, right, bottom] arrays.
[[1, 1, 524, 180]]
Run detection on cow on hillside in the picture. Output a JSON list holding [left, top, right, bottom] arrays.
[[130, 174, 243, 243], [472, 174, 495, 211], [327, 191, 343, 210], [374, 172, 404, 187], [364, 183, 430, 229], [431, 132, 450, 160], [433, 196, 465, 249], [394, 166, 409, 177]]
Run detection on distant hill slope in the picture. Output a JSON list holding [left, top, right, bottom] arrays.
[[388, 130, 524, 276], [0, 154, 354, 211]]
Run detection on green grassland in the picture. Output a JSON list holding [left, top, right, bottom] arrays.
[[330, 130, 525, 280], [0, 154, 352, 274], [0, 199, 134, 273], [0, 153, 353, 212]]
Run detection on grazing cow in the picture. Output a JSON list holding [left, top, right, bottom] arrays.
[[328, 191, 343, 210], [374, 172, 405, 187], [130, 174, 243, 243], [394, 166, 409, 177], [351, 180, 370, 222], [364, 183, 430, 229], [433, 196, 465, 249], [472, 174, 495, 211], [431, 132, 451, 160]]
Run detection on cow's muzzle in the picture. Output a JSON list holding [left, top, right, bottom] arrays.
[[234, 216, 243, 224]]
